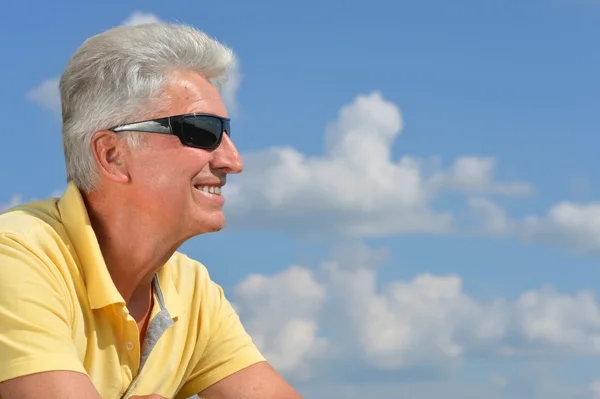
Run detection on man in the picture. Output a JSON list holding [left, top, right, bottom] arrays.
[[0, 23, 303, 399]]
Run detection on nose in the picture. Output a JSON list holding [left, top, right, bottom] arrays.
[[209, 133, 243, 174]]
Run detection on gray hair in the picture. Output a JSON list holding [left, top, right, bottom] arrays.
[[59, 23, 234, 192]]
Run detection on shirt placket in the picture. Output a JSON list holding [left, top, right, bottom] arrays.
[[117, 305, 142, 396], [120, 275, 174, 399]]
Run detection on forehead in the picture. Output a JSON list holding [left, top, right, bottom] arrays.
[[158, 69, 228, 118]]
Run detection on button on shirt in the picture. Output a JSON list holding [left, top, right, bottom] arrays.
[[0, 183, 265, 398]]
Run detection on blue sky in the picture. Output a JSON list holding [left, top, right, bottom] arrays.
[[2, 1, 600, 398]]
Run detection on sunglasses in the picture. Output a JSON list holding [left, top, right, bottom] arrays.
[[108, 113, 230, 149]]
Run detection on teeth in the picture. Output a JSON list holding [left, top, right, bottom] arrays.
[[195, 185, 222, 195]]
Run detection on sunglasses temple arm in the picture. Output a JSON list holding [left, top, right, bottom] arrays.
[[111, 120, 172, 134]]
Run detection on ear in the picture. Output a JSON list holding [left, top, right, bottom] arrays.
[[90, 130, 131, 184]]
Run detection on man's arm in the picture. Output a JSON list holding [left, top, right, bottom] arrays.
[[198, 362, 303, 399], [0, 373, 168, 399], [0, 372, 170, 399], [0, 371, 102, 399]]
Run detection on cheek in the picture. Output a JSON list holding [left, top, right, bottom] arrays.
[[130, 153, 181, 189], [129, 147, 211, 190]]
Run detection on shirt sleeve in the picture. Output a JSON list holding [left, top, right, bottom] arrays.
[[0, 233, 87, 384], [175, 270, 265, 399]]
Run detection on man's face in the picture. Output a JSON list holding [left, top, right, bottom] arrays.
[[122, 69, 243, 239]]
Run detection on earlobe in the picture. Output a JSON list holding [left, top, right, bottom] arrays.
[[91, 131, 130, 184]]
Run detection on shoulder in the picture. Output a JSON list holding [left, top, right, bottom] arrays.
[[0, 198, 65, 246], [0, 198, 73, 295], [166, 251, 214, 294], [164, 251, 233, 320], [165, 251, 226, 303]]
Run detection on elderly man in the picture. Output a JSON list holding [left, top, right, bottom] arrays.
[[0, 23, 302, 399]]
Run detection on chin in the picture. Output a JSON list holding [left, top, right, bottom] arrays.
[[205, 224, 225, 233], [190, 214, 226, 235]]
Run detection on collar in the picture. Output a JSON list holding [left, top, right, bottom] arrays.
[[155, 261, 182, 320], [57, 182, 124, 309], [56, 182, 182, 318]]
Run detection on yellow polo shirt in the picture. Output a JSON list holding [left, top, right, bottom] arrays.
[[0, 183, 265, 399]]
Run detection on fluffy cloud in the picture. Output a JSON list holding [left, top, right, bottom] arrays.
[[232, 243, 600, 384], [27, 11, 242, 118], [26, 78, 61, 117], [522, 202, 600, 253], [466, 198, 600, 253], [324, 265, 600, 367], [225, 91, 533, 238], [220, 56, 242, 115], [231, 266, 327, 380], [120, 11, 161, 26], [428, 157, 533, 197]]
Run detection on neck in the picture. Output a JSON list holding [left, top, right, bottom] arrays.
[[82, 190, 183, 308]]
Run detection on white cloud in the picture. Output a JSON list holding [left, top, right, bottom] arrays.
[[513, 286, 600, 355], [26, 78, 60, 117], [324, 265, 469, 371], [429, 157, 533, 197], [232, 243, 600, 382], [232, 266, 327, 380], [225, 92, 533, 238], [462, 197, 600, 254], [120, 11, 161, 26], [221, 56, 242, 115], [522, 202, 600, 253]]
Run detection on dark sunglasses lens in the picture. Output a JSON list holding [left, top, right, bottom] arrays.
[[180, 116, 223, 148]]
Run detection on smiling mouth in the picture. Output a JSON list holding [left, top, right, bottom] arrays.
[[194, 185, 222, 195]]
